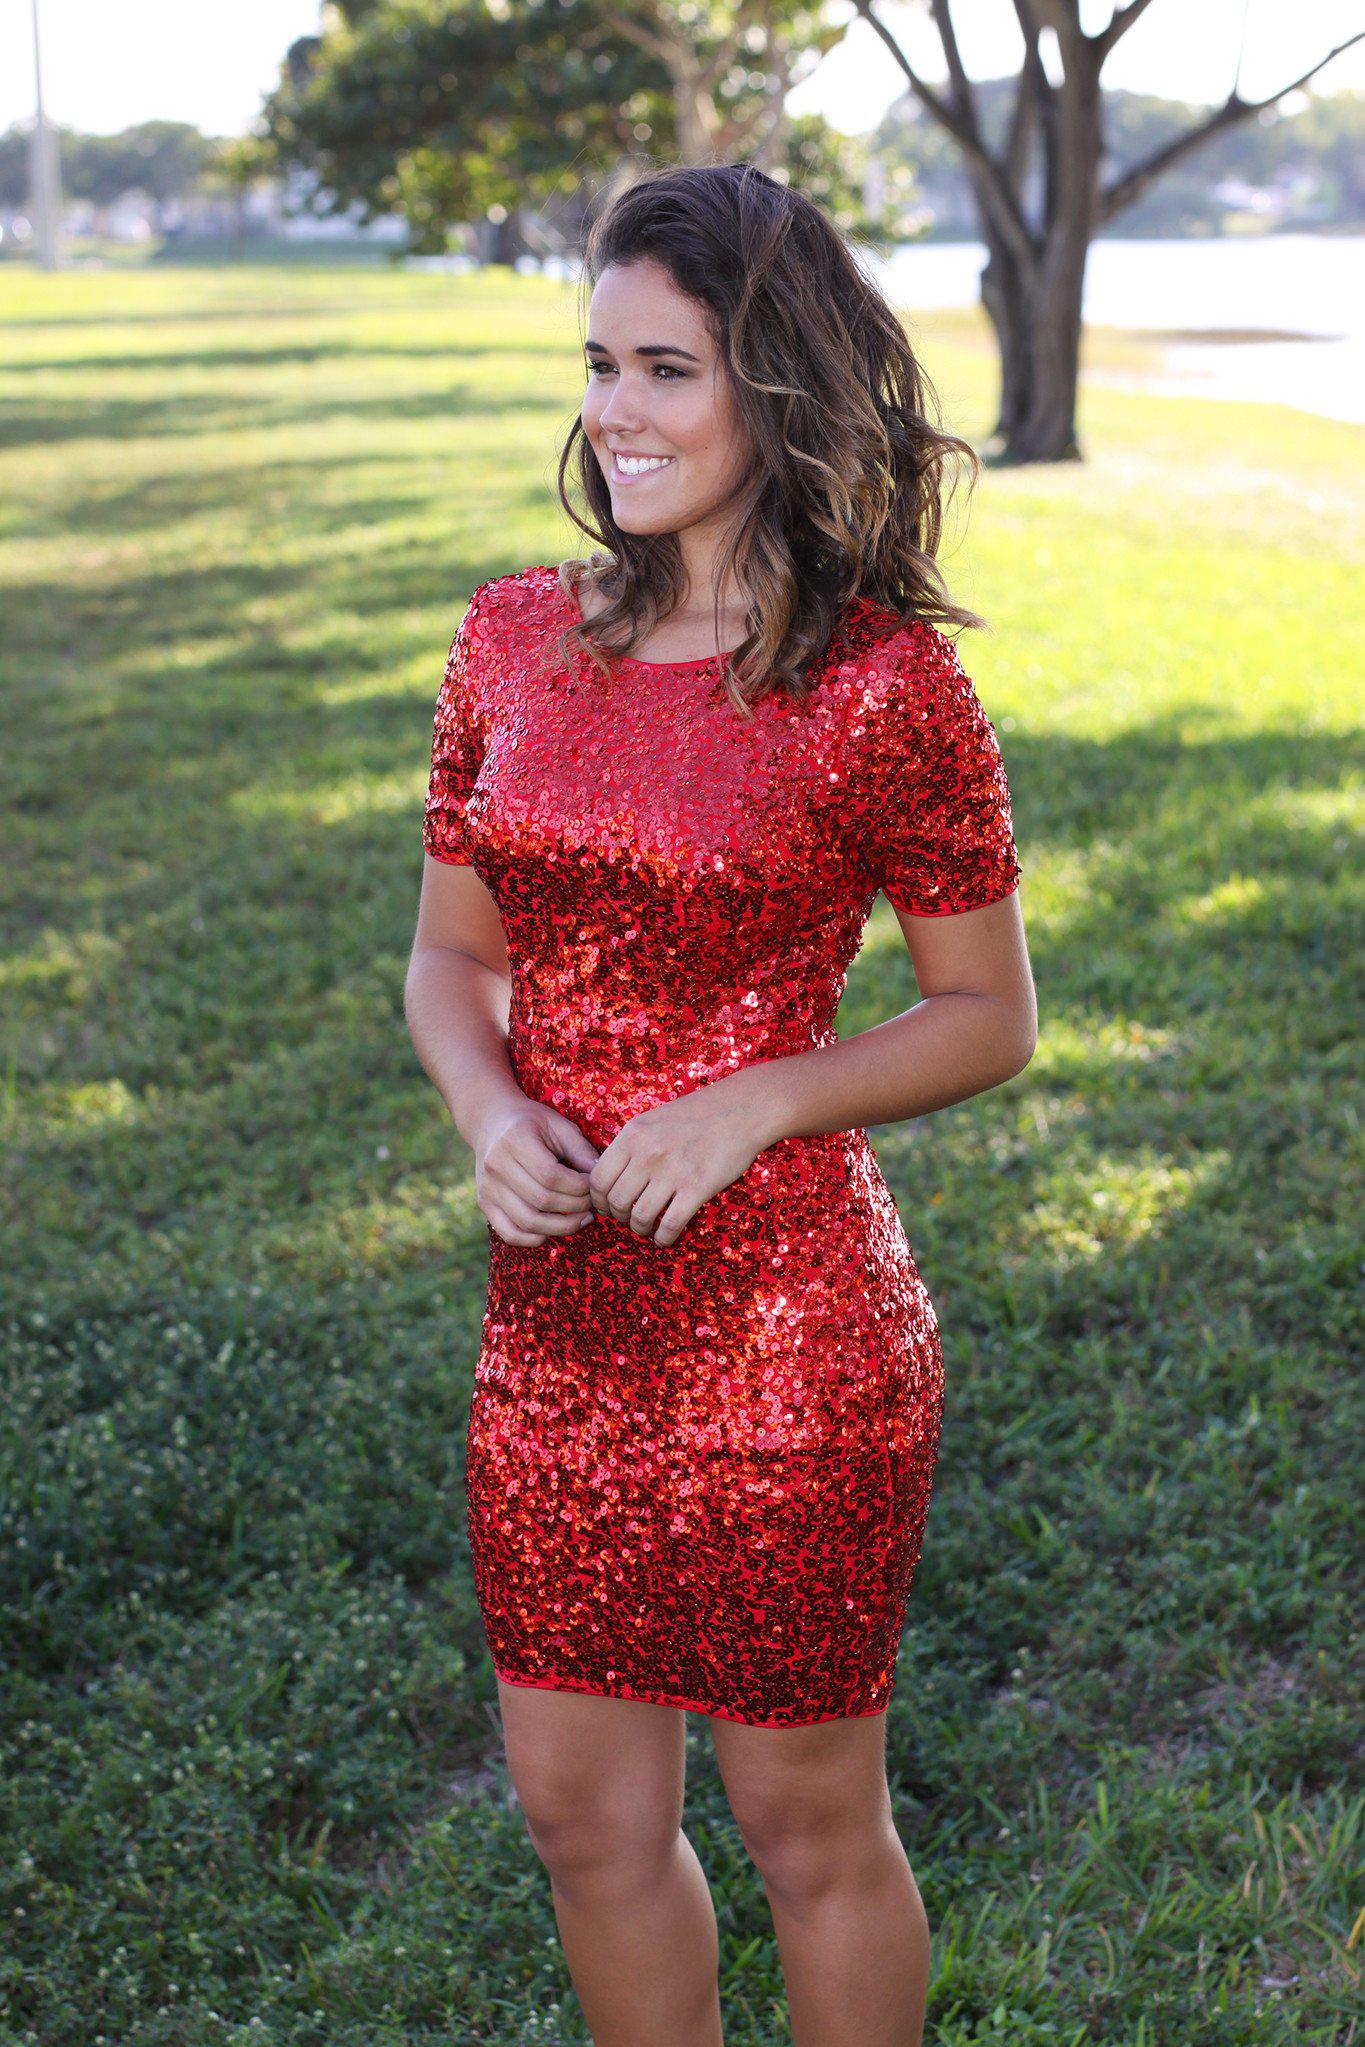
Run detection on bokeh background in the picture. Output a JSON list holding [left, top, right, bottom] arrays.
[[2, 4, 1362, 2042]]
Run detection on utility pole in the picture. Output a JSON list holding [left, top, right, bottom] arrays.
[[29, 0, 63, 269]]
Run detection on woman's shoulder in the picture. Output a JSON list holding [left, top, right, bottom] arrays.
[[826, 604, 1012, 793], [460, 572, 974, 697], [838, 597, 977, 700], [480, 560, 565, 597], [461, 561, 564, 631]]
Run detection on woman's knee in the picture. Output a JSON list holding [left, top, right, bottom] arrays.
[[728, 1781, 898, 1906], [521, 1792, 677, 1889], [734, 1797, 833, 1899], [506, 1746, 680, 1886]]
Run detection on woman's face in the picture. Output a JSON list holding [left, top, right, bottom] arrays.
[[581, 257, 750, 539]]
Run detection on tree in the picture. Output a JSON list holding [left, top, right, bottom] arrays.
[[258, 0, 854, 259], [0, 120, 215, 211], [590, 0, 844, 168], [262, 0, 661, 258], [851, 0, 1364, 462]]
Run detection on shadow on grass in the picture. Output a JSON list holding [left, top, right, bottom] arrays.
[[6, 336, 575, 379], [0, 378, 570, 452]]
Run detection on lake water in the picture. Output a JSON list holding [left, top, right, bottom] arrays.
[[860, 233, 1365, 425], [519, 232, 1363, 423]]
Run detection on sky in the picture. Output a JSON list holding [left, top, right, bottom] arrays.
[[3, 0, 1362, 141]]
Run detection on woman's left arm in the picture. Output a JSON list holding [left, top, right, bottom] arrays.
[[719, 884, 1037, 1147], [586, 890, 1035, 1245]]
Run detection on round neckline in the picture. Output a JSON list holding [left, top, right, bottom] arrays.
[[563, 580, 742, 669]]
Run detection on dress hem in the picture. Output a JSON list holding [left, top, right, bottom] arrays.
[[491, 1665, 890, 1727]]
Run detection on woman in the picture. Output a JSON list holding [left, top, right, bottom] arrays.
[[406, 163, 1037, 2047]]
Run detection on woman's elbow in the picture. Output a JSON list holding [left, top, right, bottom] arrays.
[[994, 998, 1038, 1080]]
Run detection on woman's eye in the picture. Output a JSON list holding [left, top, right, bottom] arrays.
[[584, 362, 683, 380]]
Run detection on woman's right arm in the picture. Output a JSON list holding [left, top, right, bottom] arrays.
[[405, 855, 520, 1147], [413, 579, 600, 1241], [404, 856, 600, 1245]]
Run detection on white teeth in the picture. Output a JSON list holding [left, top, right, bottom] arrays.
[[615, 454, 673, 475]]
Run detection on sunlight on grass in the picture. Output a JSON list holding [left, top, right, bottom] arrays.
[[0, 926, 122, 996], [1177, 873, 1268, 922], [39, 1077, 142, 1132], [1026, 1150, 1213, 1265], [314, 664, 434, 706], [254, 1177, 485, 1286], [230, 768, 426, 828], [1028, 1015, 1182, 1072]]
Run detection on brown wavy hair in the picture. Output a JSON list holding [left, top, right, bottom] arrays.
[[545, 159, 985, 716]]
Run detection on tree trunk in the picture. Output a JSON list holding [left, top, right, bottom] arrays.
[[980, 230, 1087, 463], [476, 211, 527, 267], [977, 61, 1099, 464]]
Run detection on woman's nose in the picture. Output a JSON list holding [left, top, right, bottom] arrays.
[[598, 387, 645, 432], [599, 404, 644, 435]]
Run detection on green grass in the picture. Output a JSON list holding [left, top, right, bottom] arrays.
[[1, 260, 1361, 2044]]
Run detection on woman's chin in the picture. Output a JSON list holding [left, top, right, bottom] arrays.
[[609, 505, 680, 535]]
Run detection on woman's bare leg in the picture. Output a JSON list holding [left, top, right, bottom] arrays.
[[497, 1679, 724, 2047], [710, 1709, 928, 2046]]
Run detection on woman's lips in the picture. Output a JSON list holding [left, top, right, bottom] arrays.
[[609, 453, 676, 485]]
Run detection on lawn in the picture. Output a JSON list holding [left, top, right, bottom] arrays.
[[0, 259, 1361, 2045]]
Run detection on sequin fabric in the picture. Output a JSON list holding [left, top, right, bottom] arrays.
[[423, 562, 1021, 1726]]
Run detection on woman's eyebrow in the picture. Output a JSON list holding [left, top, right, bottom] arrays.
[[583, 340, 702, 363]]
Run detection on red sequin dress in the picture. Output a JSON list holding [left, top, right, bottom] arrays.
[[423, 562, 1021, 1727]]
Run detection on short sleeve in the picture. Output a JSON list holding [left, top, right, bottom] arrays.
[[422, 583, 491, 865], [862, 625, 1021, 916]]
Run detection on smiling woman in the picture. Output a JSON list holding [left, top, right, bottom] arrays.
[[405, 161, 1036, 2046], [571, 257, 759, 668]]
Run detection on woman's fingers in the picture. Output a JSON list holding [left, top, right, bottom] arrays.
[[488, 1192, 597, 1244], [503, 1150, 593, 1215]]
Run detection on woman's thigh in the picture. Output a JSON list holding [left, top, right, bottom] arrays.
[[707, 1710, 894, 1863], [496, 1679, 690, 1855]]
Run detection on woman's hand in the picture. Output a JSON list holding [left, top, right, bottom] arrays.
[[474, 1097, 602, 1247], [587, 1073, 780, 1248]]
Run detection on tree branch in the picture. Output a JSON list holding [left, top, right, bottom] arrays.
[[1005, 0, 1054, 219], [597, 7, 676, 67], [929, 0, 980, 132], [1236, 28, 1365, 111], [850, 0, 1039, 267], [1026, 0, 1089, 66], [1089, 0, 1160, 64], [692, 0, 771, 99], [1099, 29, 1365, 221]]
